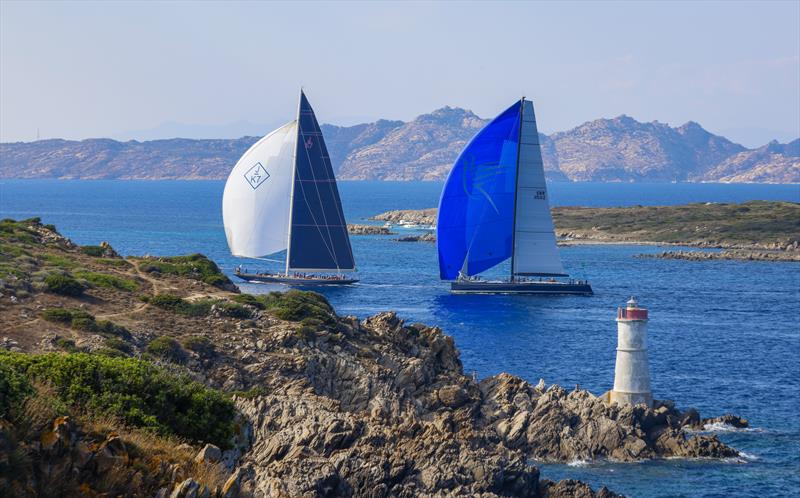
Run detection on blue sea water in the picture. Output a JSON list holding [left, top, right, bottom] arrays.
[[1, 180, 799, 497]]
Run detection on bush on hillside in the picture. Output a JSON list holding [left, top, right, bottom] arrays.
[[146, 337, 186, 362], [139, 254, 233, 289], [182, 336, 215, 358], [0, 352, 235, 448], [44, 273, 85, 296], [0, 362, 33, 418]]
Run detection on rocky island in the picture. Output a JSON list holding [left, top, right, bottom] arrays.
[[372, 201, 800, 262], [1, 218, 748, 497]]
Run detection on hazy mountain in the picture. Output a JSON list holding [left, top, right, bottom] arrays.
[[1, 110, 797, 183], [702, 139, 800, 183]]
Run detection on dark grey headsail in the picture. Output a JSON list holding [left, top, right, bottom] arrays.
[[287, 91, 355, 272]]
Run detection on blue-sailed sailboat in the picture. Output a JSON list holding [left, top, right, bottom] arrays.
[[222, 90, 358, 286], [436, 98, 592, 295]]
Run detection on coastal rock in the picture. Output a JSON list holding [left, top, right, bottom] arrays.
[[347, 224, 394, 235], [478, 375, 740, 462], [396, 232, 436, 243]]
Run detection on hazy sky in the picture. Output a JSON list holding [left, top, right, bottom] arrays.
[[1, 1, 798, 146]]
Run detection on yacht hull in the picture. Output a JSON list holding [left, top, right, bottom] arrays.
[[235, 272, 358, 286], [451, 280, 592, 295]]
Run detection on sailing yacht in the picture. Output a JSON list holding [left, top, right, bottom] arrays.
[[222, 90, 358, 286], [437, 98, 592, 295]]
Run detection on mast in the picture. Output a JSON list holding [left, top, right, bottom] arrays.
[[284, 88, 303, 276], [509, 97, 524, 282]]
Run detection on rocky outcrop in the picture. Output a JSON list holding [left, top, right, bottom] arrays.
[[347, 224, 394, 235], [479, 374, 739, 462], [640, 248, 800, 262], [396, 232, 436, 242], [229, 313, 628, 497], [372, 208, 437, 227]]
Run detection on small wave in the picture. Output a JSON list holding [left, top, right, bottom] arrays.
[[567, 459, 591, 467], [736, 451, 760, 461], [699, 422, 764, 433]]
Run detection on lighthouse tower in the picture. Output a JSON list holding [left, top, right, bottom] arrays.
[[609, 297, 652, 408]]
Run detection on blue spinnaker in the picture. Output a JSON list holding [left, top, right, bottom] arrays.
[[437, 101, 521, 280]]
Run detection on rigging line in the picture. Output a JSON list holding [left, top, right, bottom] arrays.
[[311, 115, 355, 267], [298, 105, 353, 269], [294, 116, 339, 267]]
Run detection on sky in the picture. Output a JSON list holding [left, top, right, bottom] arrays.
[[1, 0, 798, 147]]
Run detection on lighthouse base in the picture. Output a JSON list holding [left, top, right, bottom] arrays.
[[607, 390, 653, 408]]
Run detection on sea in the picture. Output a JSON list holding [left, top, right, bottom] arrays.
[[1, 180, 799, 498]]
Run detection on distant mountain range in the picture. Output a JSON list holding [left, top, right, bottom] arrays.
[[1, 108, 797, 183]]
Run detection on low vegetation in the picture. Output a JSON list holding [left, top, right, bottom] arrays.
[[74, 270, 138, 291], [43, 273, 85, 296], [142, 293, 214, 316], [146, 336, 186, 362], [0, 352, 236, 448], [182, 336, 216, 358], [40, 308, 132, 339], [233, 289, 335, 324], [552, 201, 800, 247], [137, 253, 233, 289]]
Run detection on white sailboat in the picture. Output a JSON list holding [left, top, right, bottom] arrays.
[[222, 90, 357, 286], [436, 98, 591, 295]]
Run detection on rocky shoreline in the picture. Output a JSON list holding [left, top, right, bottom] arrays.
[[347, 224, 394, 236], [638, 249, 800, 262], [370, 203, 800, 264], [1, 218, 749, 497]]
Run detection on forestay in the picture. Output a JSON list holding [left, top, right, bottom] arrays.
[[222, 121, 298, 258]]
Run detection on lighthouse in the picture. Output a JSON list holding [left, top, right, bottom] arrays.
[[609, 297, 653, 408]]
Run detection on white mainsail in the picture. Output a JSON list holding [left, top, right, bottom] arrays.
[[222, 121, 298, 258], [512, 100, 566, 276]]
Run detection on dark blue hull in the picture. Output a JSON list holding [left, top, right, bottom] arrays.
[[450, 280, 592, 295]]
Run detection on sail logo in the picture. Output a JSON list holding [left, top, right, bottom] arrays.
[[244, 162, 270, 190]]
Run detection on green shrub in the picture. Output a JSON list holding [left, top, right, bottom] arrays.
[[70, 316, 98, 332], [75, 271, 138, 292], [104, 337, 132, 355], [79, 245, 106, 257], [40, 308, 76, 324], [144, 294, 212, 317], [0, 362, 33, 418], [54, 337, 79, 352], [214, 301, 251, 319], [41, 253, 79, 268], [44, 273, 85, 296], [182, 336, 215, 358], [97, 258, 130, 267], [40, 308, 131, 339], [96, 320, 132, 339], [231, 294, 264, 309], [261, 290, 335, 323], [146, 336, 186, 362], [138, 254, 233, 289], [0, 352, 236, 448]]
